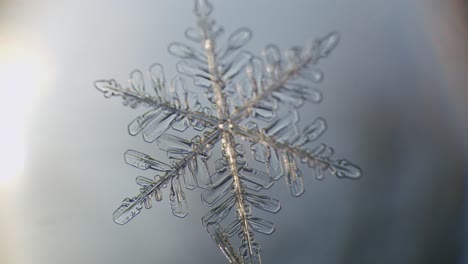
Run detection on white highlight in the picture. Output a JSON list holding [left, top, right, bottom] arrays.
[[0, 41, 51, 182]]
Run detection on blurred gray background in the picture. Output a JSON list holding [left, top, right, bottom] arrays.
[[0, 0, 466, 263]]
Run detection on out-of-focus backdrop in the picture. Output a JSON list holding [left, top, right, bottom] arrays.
[[0, 0, 466, 263]]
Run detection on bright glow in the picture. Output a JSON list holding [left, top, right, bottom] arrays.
[[0, 40, 51, 182]]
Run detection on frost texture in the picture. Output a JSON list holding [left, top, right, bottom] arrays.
[[95, 1, 361, 263]]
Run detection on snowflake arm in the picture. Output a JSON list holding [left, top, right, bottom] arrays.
[[95, 67, 222, 135], [232, 122, 362, 181], [230, 33, 339, 122], [113, 129, 221, 224], [165, 2, 273, 261]]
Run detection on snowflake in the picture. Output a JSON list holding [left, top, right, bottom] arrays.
[[95, 1, 361, 263]]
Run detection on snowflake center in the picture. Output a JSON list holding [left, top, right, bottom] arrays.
[[218, 120, 234, 131]]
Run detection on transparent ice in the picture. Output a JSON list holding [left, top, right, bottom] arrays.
[[95, 1, 361, 263]]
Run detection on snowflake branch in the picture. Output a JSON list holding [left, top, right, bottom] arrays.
[[230, 31, 341, 123], [232, 124, 331, 167], [232, 124, 362, 180], [113, 129, 222, 225], [230, 54, 319, 122], [95, 79, 221, 127], [196, 7, 259, 262]]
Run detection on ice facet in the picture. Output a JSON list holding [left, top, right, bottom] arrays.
[[286, 46, 302, 69], [222, 52, 252, 82], [294, 117, 327, 146], [169, 42, 198, 59], [206, 223, 240, 264], [202, 195, 235, 226], [245, 192, 281, 213], [188, 156, 212, 187], [267, 147, 283, 180], [201, 176, 233, 206], [318, 32, 340, 58], [240, 239, 261, 264], [330, 159, 362, 179], [240, 168, 274, 189], [153, 188, 163, 201], [239, 176, 263, 192], [149, 63, 166, 99], [272, 89, 305, 107], [95, 79, 122, 98], [113, 197, 143, 225], [129, 70, 145, 94], [226, 219, 242, 237], [143, 196, 153, 209], [248, 217, 275, 235], [183, 165, 197, 190], [136, 176, 154, 186], [252, 99, 276, 121], [172, 117, 190, 132], [128, 109, 162, 136], [170, 177, 189, 218], [262, 44, 281, 79], [250, 142, 268, 163], [264, 111, 298, 139], [177, 60, 211, 83], [245, 57, 264, 96], [194, 0, 213, 17], [283, 153, 304, 197], [124, 150, 172, 171], [211, 170, 231, 187], [314, 166, 324, 180], [185, 27, 202, 42], [156, 134, 193, 155], [222, 28, 252, 58], [304, 87, 323, 103], [142, 111, 177, 142]]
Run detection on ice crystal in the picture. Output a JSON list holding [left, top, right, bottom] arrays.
[[95, 1, 361, 263]]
